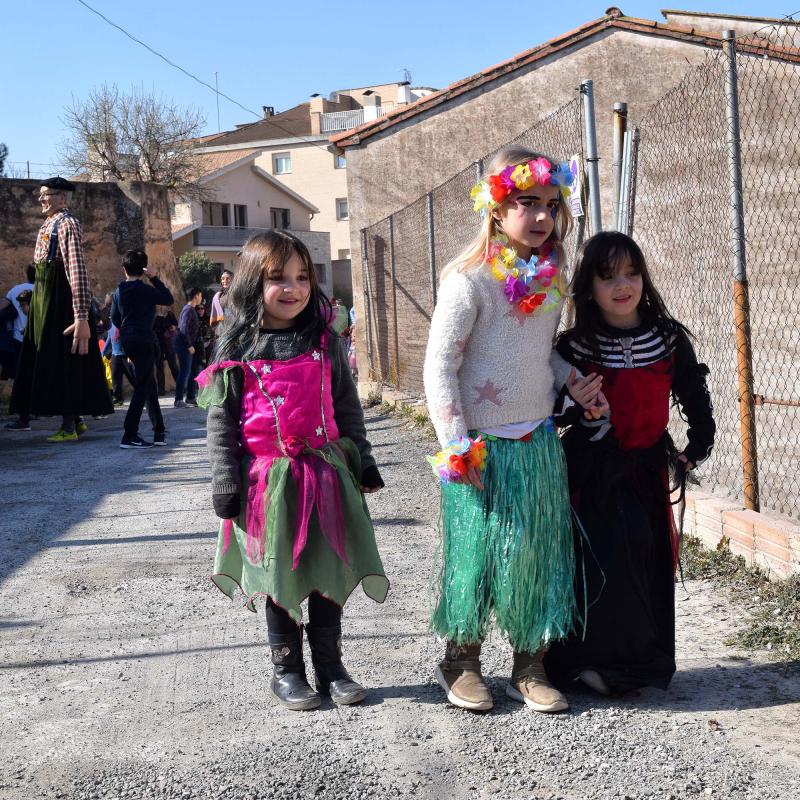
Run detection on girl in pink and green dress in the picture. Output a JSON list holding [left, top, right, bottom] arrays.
[[197, 231, 388, 711]]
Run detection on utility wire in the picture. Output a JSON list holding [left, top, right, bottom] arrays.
[[73, 0, 343, 154], [75, 0, 260, 120]]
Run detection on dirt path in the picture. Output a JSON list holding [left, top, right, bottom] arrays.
[[1, 406, 798, 800]]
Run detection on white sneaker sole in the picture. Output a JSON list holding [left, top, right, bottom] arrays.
[[435, 666, 493, 712], [578, 669, 611, 696], [505, 682, 569, 713]]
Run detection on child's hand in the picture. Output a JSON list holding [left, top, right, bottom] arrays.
[[677, 453, 695, 471], [583, 390, 610, 420], [566, 368, 603, 410]]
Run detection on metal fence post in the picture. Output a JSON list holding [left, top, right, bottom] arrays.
[[475, 159, 483, 181], [388, 215, 400, 387], [626, 127, 640, 236], [723, 29, 760, 511], [580, 79, 602, 233], [618, 130, 632, 232], [426, 192, 437, 308], [360, 228, 374, 376], [611, 102, 628, 229]]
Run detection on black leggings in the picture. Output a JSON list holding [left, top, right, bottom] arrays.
[[265, 593, 341, 635]]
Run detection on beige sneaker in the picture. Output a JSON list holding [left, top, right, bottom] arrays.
[[506, 649, 569, 713], [435, 642, 493, 712]]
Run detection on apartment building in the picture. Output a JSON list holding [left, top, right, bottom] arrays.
[[171, 150, 333, 296], [189, 81, 435, 303]]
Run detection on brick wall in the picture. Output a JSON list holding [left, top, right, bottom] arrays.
[[681, 490, 800, 579]]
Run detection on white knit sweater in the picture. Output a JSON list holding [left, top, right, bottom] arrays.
[[423, 263, 573, 446]]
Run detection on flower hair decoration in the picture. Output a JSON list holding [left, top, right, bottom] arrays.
[[470, 157, 576, 214]]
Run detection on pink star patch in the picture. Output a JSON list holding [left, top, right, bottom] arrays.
[[473, 379, 504, 406], [438, 402, 462, 422]]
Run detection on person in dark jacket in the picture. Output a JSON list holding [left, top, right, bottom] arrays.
[[111, 249, 174, 448], [173, 287, 202, 407], [153, 305, 179, 395]]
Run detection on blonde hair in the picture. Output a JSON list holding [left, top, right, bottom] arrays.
[[441, 145, 573, 281]]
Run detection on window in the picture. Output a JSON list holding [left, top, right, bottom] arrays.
[[334, 154, 346, 170], [314, 263, 327, 283], [271, 208, 291, 229], [273, 152, 292, 174], [234, 204, 248, 228], [337, 249, 351, 260], [335, 198, 349, 221], [202, 202, 230, 226]]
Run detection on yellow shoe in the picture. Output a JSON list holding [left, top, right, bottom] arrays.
[[46, 429, 79, 442], [76, 421, 89, 435]]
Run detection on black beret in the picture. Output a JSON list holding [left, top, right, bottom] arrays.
[[41, 176, 76, 192]]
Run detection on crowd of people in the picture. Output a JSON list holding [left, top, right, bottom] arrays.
[[1, 176, 234, 448]]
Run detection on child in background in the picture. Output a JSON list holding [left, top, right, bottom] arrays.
[[198, 231, 388, 711], [423, 146, 606, 714], [544, 231, 715, 696]]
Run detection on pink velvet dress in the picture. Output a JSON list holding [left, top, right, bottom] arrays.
[[197, 335, 388, 621]]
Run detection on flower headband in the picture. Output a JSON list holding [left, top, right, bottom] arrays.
[[469, 157, 576, 213]]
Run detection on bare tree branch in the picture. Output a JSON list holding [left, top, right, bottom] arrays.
[[59, 84, 214, 200]]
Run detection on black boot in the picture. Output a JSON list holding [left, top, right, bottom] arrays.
[[269, 628, 320, 711], [306, 624, 366, 705]]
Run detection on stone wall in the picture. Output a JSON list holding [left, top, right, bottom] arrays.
[[0, 179, 181, 303]]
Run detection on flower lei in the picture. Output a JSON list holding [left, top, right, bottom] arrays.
[[487, 235, 562, 316], [427, 436, 487, 484], [470, 157, 575, 213]]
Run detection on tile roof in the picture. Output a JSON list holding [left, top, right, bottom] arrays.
[[331, 9, 800, 148], [190, 148, 260, 177], [205, 103, 314, 146]]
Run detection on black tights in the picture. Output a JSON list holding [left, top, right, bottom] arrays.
[[265, 593, 341, 636]]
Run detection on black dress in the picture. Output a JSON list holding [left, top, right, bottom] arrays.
[[10, 216, 112, 418], [544, 322, 715, 693]]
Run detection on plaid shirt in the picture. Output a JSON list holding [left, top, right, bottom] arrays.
[[34, 209, 91, 321]]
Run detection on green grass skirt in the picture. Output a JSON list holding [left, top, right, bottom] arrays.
[[432, 423, 578, 653]]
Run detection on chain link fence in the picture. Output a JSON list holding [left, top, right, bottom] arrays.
[[628, 22, 800, 520], [361, 97, 586, 395]]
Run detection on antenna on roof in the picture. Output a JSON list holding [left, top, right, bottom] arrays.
[[401, 67, 412, 84]]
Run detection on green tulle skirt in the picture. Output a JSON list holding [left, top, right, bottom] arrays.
[[211, 440, 389, 622], [432, 422, 578, 653]]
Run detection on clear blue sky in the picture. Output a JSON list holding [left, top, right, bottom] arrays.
[[2, 1, 797, 177]]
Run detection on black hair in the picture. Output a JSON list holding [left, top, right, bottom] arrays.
[[220, 269, 234, 278], [214, 230, 332, 362], [186, 287, 203, 301], [566, 231, 686, 354], [122, 249, 148, 276]]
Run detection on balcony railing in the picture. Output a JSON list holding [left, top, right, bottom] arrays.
[[320, 105, 394, 133]]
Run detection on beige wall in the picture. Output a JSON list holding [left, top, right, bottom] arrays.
[[254, 144, 349, 255], [201, 163, 313, 232]]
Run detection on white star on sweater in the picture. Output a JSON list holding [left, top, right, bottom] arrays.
[[315, 426, 323, 436], [312, 351, 321, 361], [275, 395, 285, 406], [261, 364, 272, 374]]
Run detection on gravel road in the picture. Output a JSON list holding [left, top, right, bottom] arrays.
[[1, 405, 798, 800]]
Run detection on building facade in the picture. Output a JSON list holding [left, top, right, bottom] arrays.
[[189, 82, 435, 304]]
